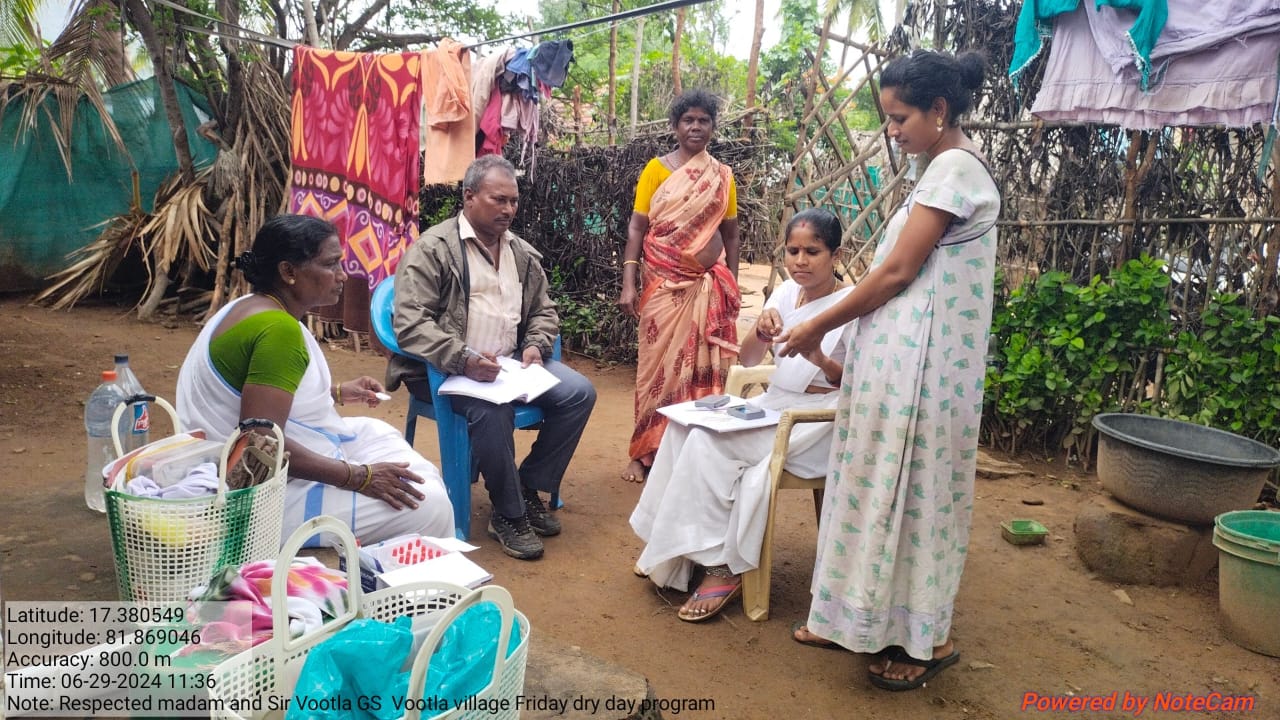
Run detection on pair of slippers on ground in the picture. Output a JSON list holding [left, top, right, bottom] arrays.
[[791, 622, 960, 691]]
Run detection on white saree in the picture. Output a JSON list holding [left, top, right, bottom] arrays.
[[630, 280, 853, 590], [176, 296, 454, 544]]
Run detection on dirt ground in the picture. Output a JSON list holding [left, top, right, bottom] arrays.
[[1, 290, 1278, 720]]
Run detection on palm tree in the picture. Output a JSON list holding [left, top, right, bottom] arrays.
[[0, 0, 38, 45], [826, 0, 887, 42]]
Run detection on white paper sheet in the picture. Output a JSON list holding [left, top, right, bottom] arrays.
[[657, 395, 782, 433], [437, 356, 561, 403]]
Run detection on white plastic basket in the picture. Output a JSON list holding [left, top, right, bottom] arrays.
[[105, 414, 288, 603], [209, 516, 529, 720]]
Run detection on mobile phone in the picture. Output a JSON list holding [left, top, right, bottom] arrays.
[[695, 394, 731, 409], [727, 404, 766, 420]]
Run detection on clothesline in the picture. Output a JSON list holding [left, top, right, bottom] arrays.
[[464, 0, 713, 49], [150, 0, 713, 56]]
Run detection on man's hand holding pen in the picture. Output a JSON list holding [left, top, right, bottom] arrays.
[[463, 346, 502, 382]]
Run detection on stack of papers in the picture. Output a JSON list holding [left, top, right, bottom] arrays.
[[362, 535, 493, 590], [658, 395, 782, 433], [437, 356, 561, 404], [378, 553, 493, 590]]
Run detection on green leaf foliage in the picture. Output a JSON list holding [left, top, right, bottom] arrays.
[[1161, 294, 1280, 442], [983, 256, 1173, 459], [985, 254, 1280, 461]]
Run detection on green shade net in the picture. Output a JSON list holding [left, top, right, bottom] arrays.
[[0, 77, 218, 290]]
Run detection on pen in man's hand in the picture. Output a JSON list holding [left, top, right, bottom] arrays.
[[464, 346, 506, 372]]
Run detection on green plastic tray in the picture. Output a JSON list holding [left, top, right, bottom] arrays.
[[1001, 519, 1048, 546]]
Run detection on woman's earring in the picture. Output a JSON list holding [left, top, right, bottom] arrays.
[[936, 119, 944, 133]]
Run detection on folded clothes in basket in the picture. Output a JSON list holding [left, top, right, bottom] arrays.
[[178, 557, 349, 657], [124, 462, 220, 498]]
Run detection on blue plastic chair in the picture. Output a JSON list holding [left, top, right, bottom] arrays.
[[370, 276, 561, 540]]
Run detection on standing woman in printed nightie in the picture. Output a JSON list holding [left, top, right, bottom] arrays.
[[777, 49, 999, 691]]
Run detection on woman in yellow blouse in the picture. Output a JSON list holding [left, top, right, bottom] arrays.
[[616, 89, 742, 483]]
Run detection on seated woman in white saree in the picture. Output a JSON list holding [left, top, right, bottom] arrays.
[[629, 208, 854, 622], [177, 214, 454, 544]]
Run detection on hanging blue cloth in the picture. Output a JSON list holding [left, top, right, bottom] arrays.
[[1009, 0, 1169, 90], [501, 48, 538, 101], [529, 40, 575, 88]]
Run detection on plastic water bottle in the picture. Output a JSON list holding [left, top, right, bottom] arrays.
[[114, 354, 150, 452], [85, 370, 127, 513]]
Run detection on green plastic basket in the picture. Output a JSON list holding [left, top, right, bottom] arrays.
[[105, 421, 287, 603]]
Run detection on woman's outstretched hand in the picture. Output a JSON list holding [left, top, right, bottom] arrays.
[[776, 320, 822, 358], [359, 461, 426, 510], [339, 377, 388, 407]]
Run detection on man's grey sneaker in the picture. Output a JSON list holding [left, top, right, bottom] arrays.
[[523, 487, 562, 537], [487, 512, 544, 560]]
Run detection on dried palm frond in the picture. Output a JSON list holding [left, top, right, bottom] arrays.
[[139, 172, 216, 279], [0, 0, 133, 179], [209, 60, 291, 314], [33, 209, 146, 310]]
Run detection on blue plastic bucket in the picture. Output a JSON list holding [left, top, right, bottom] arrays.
[[1213, 510, 1280, 656]]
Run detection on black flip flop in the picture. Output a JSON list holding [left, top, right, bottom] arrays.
[[789, 621, 847, 651], [868, 646, 960, 691]]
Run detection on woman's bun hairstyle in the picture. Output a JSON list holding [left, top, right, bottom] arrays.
[[955, 51, 987, 94], [236, 214, 339, 292], [880, 48, 987, 123]]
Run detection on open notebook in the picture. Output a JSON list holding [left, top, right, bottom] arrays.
[[437, 356, 561, 404]]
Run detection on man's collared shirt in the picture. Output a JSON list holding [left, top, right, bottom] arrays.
[[459, 213, 522, 356]]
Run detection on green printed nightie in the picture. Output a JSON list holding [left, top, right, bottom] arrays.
[[807, 149, 1001, 661]]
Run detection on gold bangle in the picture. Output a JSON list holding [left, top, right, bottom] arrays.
[[623, 259, 640, 267], [344, 462, 354, 488], [332, 384, 343, 406], [358, 464, 374, 492]]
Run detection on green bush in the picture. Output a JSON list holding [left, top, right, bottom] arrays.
[[985, 254, 1280, 463], [984, 256, 1172, 458], [548, 264, 635, 363], [1162, 294, 1280, 445]]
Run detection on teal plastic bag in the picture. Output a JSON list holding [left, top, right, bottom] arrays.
[[422, 601, 522, 708], [286, 616, 412, 720]]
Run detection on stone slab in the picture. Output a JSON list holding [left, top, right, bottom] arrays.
[[522, 635, 662, 720], [1074, 494, 1217, 586]]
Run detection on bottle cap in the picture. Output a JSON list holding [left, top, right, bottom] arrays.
[[102, 370, 118, 381], [114, 354, 129, 364]]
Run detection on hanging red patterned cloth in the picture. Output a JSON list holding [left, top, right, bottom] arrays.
[[289, 46, 422, 290]]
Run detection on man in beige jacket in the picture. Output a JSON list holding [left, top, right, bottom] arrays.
[[389, 156, 596, 560]]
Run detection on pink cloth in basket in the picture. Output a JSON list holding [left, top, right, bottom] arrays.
[[179, 557, 349, 656]]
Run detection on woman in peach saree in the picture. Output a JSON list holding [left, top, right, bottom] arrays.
[[617, 89, 741, 483]]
